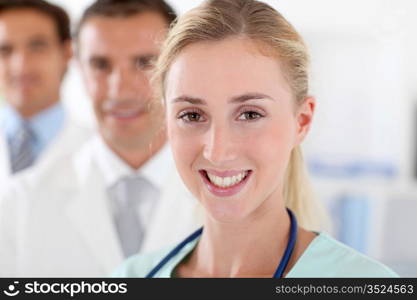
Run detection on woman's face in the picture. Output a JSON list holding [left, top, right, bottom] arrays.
[[165, 38, 314, 222]]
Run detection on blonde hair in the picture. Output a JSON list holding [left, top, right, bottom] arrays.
[[154, 0, 328, 230]]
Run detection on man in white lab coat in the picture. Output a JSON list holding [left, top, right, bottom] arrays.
[[0, 0, 202, 277], [0, 0, 91, 189]]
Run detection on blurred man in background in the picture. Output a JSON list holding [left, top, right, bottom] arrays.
[[0, 0, 202, 277], [0, 0, 91, 188]]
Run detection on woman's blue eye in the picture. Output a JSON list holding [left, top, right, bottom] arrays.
[[238, 111, 262, 121]]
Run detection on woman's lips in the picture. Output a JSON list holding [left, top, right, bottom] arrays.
[[199, 169, 252, 197]]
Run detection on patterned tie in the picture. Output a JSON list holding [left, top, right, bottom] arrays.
[[8, 122, 35, 174], [109, 175, 158, 258]]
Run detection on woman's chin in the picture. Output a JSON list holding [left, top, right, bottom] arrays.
[[202, 197, 252, 224]]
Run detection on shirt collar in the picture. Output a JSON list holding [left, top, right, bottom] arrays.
[[1, 104, 23, 139], [1, 102, 65, 147], [29, 102, 65, 147], [94, 136, 171, 190]]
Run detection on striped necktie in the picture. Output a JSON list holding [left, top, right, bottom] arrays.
[[8, 122, 35, 174], [109, 175, 158, 258]]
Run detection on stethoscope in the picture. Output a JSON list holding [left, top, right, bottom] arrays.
[[146, 208, 297, 278]]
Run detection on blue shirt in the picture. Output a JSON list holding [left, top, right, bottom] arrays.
[[1, 102, 65, 160], [112, 232, 399, 278]]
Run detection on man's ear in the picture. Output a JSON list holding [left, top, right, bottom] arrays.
[[294, 96, 315, 146], [62, 39, 73, 62], [59, 40, 74, 79]]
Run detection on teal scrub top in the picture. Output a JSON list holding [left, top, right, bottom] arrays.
[[112, 232, 398, 278]]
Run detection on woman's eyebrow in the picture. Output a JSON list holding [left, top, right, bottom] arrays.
[[230, 93, 275, 103], [171, 92, 274, 105], [172, 96, 207, 105]]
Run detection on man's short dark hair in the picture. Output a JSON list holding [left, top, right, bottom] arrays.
[[74, 0, 177, 40], [0, 0, 70, 43]]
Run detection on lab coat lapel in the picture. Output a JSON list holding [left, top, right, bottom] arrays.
[[66, 145, 124, 275], [0, 120, 71, 186], [37, 118, 91, 165], [0, 116, 91, 188], [141, 169, 203, 253]]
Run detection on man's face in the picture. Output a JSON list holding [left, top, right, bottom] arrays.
[[77, 12, 168, 151], [0, 9, 71, 118]]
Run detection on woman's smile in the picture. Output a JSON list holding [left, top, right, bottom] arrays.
[[199, 169, 253, 197]]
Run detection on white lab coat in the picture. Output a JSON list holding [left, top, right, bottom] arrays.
[[0, 137, 203, 277], [0, 116, 92, 192]]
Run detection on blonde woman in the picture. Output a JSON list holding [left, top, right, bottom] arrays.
[[114, 0, 397, 277]]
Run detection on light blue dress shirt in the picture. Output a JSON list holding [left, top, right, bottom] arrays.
[[1, 102, 65, 160], [112, 232, 399, 278]]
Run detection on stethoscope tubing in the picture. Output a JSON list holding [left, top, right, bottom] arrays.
[[146, 208, 297, 278]]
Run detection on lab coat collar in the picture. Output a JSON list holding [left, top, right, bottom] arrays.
[[69, 137, 124, 274], [67, 135, 174, 274], [66, 162, 124, 275]]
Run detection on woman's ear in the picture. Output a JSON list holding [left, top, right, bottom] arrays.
[[294, 96, 315, 146]]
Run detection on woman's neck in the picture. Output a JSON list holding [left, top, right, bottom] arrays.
[[183, 198, 293, 277]]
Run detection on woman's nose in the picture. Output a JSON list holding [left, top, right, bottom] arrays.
[[203, 125, 238, 166]]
